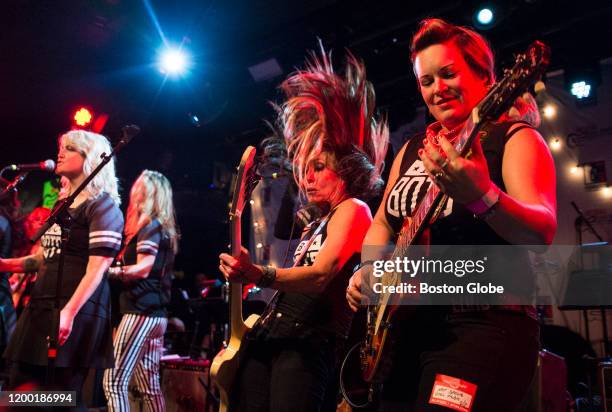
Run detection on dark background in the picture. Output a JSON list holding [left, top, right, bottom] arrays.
[[1, 0, 612, 280]]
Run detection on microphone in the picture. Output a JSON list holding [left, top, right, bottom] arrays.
[[8, 159, 55, 172]]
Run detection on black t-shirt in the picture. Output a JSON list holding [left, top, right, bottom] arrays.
[[5, 192, 123, 368], [119, 219, 173, 317], [32, 192, 124, 317]]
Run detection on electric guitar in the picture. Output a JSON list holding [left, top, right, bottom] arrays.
[[210, 146, 261, 412], [360, 41, 551, 384]]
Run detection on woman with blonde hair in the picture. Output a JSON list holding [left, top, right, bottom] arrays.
[[103, 170, 178, 412], [1, 130, 123, 407]]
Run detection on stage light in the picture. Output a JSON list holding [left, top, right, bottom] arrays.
[[256, 242, 263, 249], [602, 187, 612, 198], [476, 8, 494, 25], [564, 61, 601, 106], [549, 137, 561, 151], [570, 81, 591, 99], [74, 107, 93, 127], [570, 166, 580, 175], [159, 48, 189, 76], [542, 104, 556, 119]]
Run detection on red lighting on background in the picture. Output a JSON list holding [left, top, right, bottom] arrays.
[[74, 108, 93, 127]]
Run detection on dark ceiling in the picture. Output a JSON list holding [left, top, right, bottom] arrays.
[[2, 0, 612, 273], [2, 0, 612, 170]]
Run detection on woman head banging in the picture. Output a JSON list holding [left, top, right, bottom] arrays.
[[277, 47, 389, 203], [125, 170, 179, 253]]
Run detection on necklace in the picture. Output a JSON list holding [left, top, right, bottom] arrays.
[[425, 121, 465, 148]]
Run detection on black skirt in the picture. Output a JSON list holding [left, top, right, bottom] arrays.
[[4, 305, 114, 368]]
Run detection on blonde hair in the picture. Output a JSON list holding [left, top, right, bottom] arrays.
[[125, 170, 179, 253], [59, 130, 121, 205]]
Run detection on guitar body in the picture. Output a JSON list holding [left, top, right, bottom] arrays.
[[210, 146, 260, 412], [361, 303, 398, 383], [359, 41, 551, 385], [210, 312, 259, 412]]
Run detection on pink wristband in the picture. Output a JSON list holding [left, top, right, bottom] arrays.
[[465, 183, 500, 215]]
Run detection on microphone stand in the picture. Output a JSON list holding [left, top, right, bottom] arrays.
[[570, 201, 610, 359], [0, 172, 29, 198], [30, 125, 140, 386]]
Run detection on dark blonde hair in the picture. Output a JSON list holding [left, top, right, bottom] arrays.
[[125, 170, 179, 254], [411, 18, 495, 85]]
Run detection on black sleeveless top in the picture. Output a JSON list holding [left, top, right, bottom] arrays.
[[384, 120, 537, 312], [262, 206, 359, 340]]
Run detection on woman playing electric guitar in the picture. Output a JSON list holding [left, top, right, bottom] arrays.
[[218, 48, 388, 411], [346, 18, 557, 411]]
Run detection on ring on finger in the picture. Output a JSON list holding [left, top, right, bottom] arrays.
[[433, 171, 445, 181]]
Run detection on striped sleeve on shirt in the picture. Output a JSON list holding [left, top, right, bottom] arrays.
[[90, 230, 122, 249], [87, 193, 124, 257], [136, 220, 161, 256]]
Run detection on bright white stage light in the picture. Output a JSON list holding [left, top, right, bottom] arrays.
[[476, 8, 494, 25], [159, 48, 189, 76], [571, 81, 591, 99]]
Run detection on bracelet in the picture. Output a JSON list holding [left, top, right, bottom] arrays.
[[257, 265, 277, 288], [354, 260, 375, 273], [465, 183, 500, 215], [108, 265, 125, 278]]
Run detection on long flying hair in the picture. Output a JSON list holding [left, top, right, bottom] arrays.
[[125, 170, 179, 254], [59, 130, 121, 205], [277, 44, 389, 200]]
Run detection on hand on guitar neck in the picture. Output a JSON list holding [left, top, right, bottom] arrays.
[[219, 246, 264, 285]]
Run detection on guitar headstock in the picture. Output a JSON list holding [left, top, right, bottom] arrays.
[[229, 146, 260, 220], [478, 41, 551, 122]]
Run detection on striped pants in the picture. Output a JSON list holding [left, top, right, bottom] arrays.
[[103, 313, 168, 412]]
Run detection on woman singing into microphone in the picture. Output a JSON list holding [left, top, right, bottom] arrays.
[[1, 130, 123, 407]]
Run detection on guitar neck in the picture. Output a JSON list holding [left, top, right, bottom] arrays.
[[229, 215, 245, 335], [396, 115, 481, 256]]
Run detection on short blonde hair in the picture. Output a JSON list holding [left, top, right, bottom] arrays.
[[59, 130, 121, 205], [125, 170, 179, 254]]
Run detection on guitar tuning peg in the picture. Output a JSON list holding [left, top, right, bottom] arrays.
[[534, 81, 546, 95]]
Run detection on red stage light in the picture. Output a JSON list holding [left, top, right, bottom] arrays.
[[74, 108, 93, 127]]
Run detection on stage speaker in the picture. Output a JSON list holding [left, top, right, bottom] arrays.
[[161, 358, 212, 412]]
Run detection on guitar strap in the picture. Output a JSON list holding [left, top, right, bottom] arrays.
[[256, 205, 337, 327]]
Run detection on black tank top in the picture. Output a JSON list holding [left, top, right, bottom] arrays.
[[264, 206, 359, 339], [384, 120, 537, 313], [386, 121, 528, 244]]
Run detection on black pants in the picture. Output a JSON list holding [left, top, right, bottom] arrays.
[[379, 310, 539, 412], [8, 362, 89, 411], [232, 336, 338, 412]]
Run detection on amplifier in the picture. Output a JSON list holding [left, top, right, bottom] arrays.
[[161, 358, 213, 412]]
